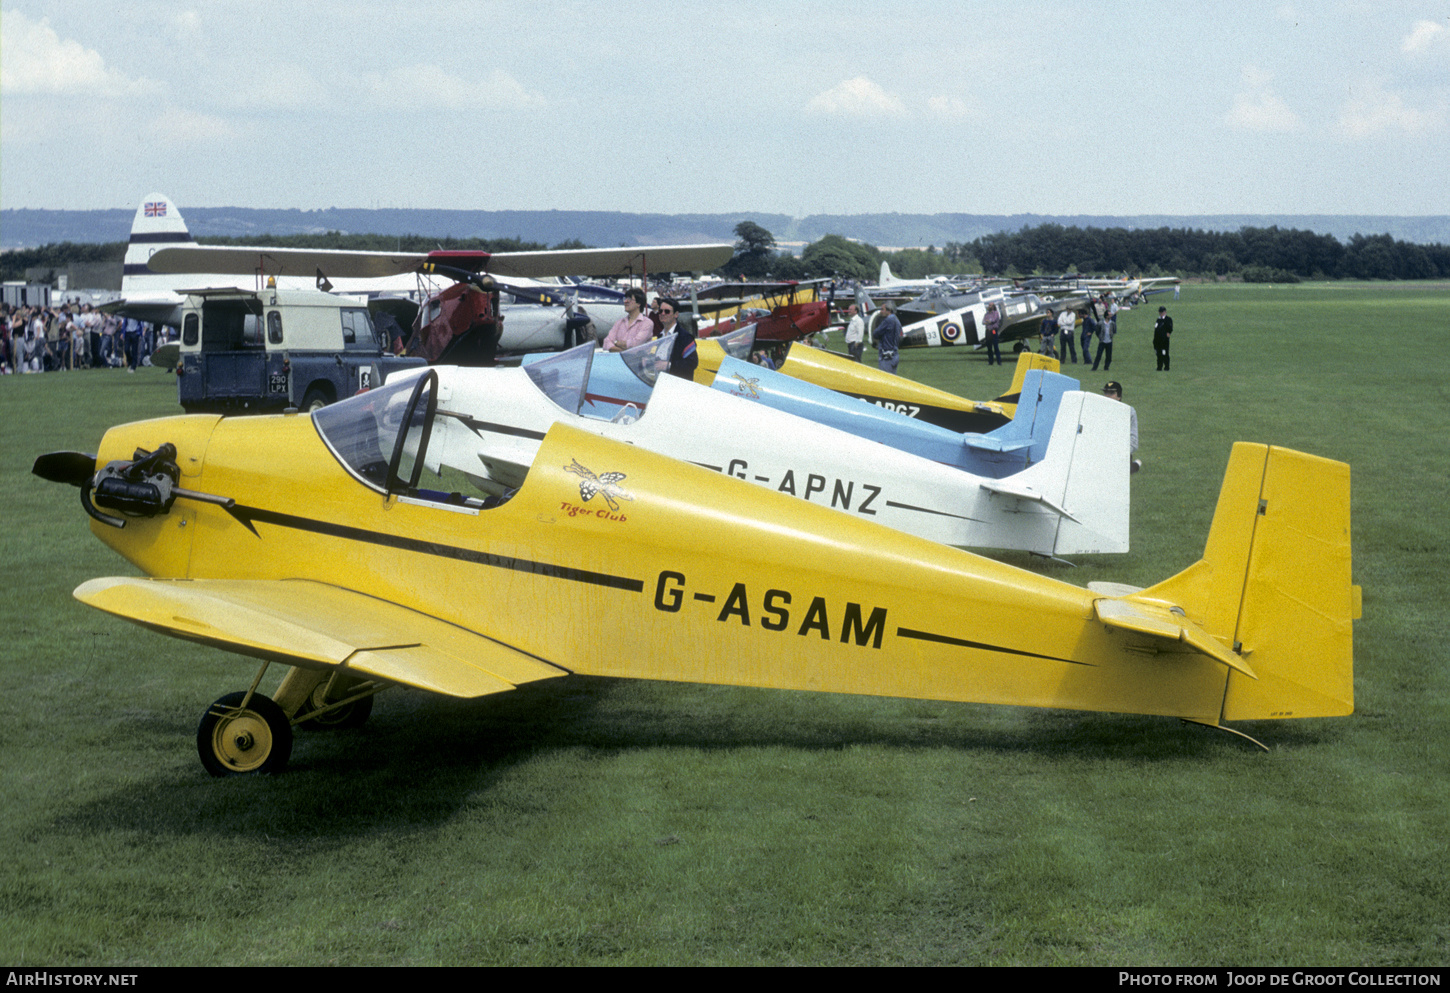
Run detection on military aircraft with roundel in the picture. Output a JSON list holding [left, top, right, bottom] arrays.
[[34, 369, 1359, 774]]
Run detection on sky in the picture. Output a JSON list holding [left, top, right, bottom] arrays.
[[2, 0, 1448, 217]]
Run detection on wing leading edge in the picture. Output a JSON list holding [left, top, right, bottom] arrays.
[[74, 577, 569, 698]]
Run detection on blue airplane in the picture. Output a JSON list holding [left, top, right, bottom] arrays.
[[524, 339, 1078, 479]]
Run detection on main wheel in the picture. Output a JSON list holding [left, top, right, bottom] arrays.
[[197, 691, 294, 776]]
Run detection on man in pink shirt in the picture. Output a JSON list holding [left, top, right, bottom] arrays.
[[602, 288, 653, 352]]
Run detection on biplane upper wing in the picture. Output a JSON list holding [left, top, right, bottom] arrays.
[[146, 243, 735, 281], [73, 577, 569, 698]]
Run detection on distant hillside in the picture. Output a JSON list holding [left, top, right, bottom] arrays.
[[3, 206, 1448, 251]]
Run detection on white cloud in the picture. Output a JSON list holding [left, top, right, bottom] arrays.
[[0, 10, 159, 96], [806, 77, 907, 118], [363, 66, 546, 111], [1224, 67, 1301, 132], [1337, 84, 1442, 137], [1401, 19, 1446, 54]]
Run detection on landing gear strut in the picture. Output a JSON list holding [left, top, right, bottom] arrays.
[[195, 663, 385, 775]]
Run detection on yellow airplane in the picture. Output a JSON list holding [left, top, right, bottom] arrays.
[[35, 370, 1359, 774], [696, 340, 1058, 432]]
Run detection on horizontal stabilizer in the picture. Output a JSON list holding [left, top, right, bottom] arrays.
[[1095, 597, 1257, 679], [978, 477, 1077, 522], [74, 577, 568, 698], [962, 433, 1033, 453]]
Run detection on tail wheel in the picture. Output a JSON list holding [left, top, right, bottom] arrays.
[[197, 691, 293, 776]]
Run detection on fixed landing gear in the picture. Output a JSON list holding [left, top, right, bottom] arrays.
[[197, 691, 293, 776], [195, 664, 385, 776]]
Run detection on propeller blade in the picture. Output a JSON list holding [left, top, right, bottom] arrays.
[[32, 451, 98, 487]]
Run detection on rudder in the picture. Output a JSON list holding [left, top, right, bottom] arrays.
[[1143, 443, 1358, 720]]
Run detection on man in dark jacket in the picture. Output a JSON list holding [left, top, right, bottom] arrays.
[[874, 302, 902, 373], [1153, 306, 1173, 371]]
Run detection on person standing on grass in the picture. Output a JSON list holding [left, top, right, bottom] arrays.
[[1057, 307, 1077, 364], [844, 303, 866, 363], [1093, 310, 1116, 371], [982, 302, 1002, 366], [1153, 305, 1173, 371], [1039, 310, 1058, 358], [874, 301, 902, 374]]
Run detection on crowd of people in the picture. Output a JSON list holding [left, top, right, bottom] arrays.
[[1, 301, 168, 374]]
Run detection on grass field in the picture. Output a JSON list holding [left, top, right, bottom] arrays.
[[1, 282, 1447, 966]]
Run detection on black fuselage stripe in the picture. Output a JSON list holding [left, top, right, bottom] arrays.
[[127, 232, 193, 244], [883, 499, 982, 522], [896, 627, 1089, 665], [228, 505, 643, 591], [457, 417, 547, 441]]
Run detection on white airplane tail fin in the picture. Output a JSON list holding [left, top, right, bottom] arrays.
[[1011, 391, 1132, 555], [879, 261, 895, 285], [122, 193, 197, 293]]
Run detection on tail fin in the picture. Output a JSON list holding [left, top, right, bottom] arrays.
[[879, 261, 894, 285], [1140, 444, 1358, 719], [122, 193, 196, 293], [997, 350, 1061, 405], [1008, 390, 1131, 554], [963, 369, 1079, 473]]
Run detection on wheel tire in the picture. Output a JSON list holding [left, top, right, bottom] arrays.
[[197, 691, 294, 776], [298, 685, 374, 731], [301, 387, 330, 412]]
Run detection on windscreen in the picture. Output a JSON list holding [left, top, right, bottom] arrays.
[[712, 324, 756, 359], [312, 372, 426, 491], [522, 341, 594, 412], [619, 333, 676, 387]]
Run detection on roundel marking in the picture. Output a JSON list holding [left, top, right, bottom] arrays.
[[941, 321, 962, 342]]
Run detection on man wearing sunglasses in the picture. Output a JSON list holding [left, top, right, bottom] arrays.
[[655, 297, 697, 380]]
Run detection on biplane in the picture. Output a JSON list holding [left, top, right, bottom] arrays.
[[35, 369, 1358, 774], [690, 280, 834, 343], [140, 225, 733, 358]]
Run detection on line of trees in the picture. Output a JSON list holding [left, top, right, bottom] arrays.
[[941, 224, 1450, 282], [721, 222, 1450, 283], [7, 222, 1450, 285]]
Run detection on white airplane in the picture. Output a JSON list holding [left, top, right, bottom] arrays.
[[381, 344, 1133, 557], [870, 260, 962, 295]]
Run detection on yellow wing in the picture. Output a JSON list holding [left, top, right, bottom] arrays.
[[74, 577, 569, 698]]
